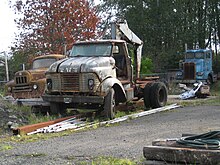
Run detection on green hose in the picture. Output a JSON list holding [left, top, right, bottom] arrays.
[[176, 131, 220, 149]]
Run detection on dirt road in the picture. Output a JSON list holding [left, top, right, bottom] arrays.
[[0, 105, 220, 164]]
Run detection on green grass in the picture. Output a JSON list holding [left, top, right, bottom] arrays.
[[27, 113, 57, 125], [0, 144, 13, 151], [210, 80, 220, 96], [76, 156, 140, 165]]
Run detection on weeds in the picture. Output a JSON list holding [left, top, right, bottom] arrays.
[[77, 156, 139, 165], [27, 114, 57, 125], [0, 144, 13, 151]]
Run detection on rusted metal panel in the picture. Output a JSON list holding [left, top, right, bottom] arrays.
[[183, 62, 196, 80]]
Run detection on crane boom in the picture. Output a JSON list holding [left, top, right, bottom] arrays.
[[111, 20, 143, 78]]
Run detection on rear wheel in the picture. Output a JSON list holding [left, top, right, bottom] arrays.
[[150, 82, 168, 108], [103, 88, 116, 119], [143, 83, 153, 109]]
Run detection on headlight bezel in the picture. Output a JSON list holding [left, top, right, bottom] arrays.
[[88, 79, 95, 90], [47, 79, 53, 90], [33, 84, 38, 90], [7, 86, 12, 92]]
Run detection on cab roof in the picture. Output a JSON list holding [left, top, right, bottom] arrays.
[[34, 54, 65, 60], [186, 49, 212, 53], [73, 39, 126, 45]]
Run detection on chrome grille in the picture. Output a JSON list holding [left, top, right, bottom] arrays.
[[49, 73, 100, 92], [16, 76, 27, 84], [184, 62, 195, 80], [13, 85, 32, 92]]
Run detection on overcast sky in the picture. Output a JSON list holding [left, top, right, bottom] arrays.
[[0, 0, 17, 53], [0, 0, 101, 54]]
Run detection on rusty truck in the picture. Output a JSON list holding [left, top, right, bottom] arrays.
[[5, 54, 65, 112], [42, 21, 168, 118]]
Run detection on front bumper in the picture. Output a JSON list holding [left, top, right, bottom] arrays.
[[17, 98, 50, 106], [42, 94, 104, 104], [3, 96, 49, 106]]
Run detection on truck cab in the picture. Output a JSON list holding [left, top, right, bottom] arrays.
[[176, 49, 215, 84]]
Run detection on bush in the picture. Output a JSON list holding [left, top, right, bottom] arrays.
[[140, 57, 153, 74]]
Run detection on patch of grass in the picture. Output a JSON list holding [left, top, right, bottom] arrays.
[[0, 144, 13, 151], [27, 113, 57, 125], [210, 81, 220, 96], [115, 111, 129, 118], [1, 129, 76, 143], [77, 156, 139, 165]]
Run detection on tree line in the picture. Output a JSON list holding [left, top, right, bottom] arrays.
[[7, 0, 220, 76]]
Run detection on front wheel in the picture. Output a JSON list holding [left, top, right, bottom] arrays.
[[207, 75, 213, 85], [103, 88, 116, 119], [150, 82, 168, 108]]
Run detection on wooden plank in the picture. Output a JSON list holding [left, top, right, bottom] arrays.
[[13, 115, 77, 135], [143, 145, 220, 165]]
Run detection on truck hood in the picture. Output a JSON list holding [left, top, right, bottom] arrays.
[[49, 56, 115, 72]]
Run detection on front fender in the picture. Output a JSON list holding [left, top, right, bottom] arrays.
[[100, 77, 127, 103]]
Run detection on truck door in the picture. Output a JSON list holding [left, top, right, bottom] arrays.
[[113, 44, 128, 80]]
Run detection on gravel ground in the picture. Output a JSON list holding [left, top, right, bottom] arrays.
[[0, 104, 220, 165]]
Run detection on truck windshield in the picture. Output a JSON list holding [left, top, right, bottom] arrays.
[[185, 52, 204, 59], [32, 58, 57, 69], [185, 53, 194, 59], [195, 52, 204, 59], [70, 43, 112, 57]]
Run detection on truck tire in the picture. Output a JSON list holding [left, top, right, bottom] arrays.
[[150, 82, 167, 108], [207, 75, 213, 85], [143, 83, 153, 109], [103, 88, 116, 119], [50, 102, 66, 115]]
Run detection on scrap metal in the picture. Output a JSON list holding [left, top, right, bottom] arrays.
[[26, 103, 180, 135]]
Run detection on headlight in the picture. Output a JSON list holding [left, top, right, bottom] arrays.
[[47, 79, 52, 90], [7, 87, 12, 92], [177, 72, 183, 76], [33, 84, 38, 90], [88, 79, 94, 90]]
